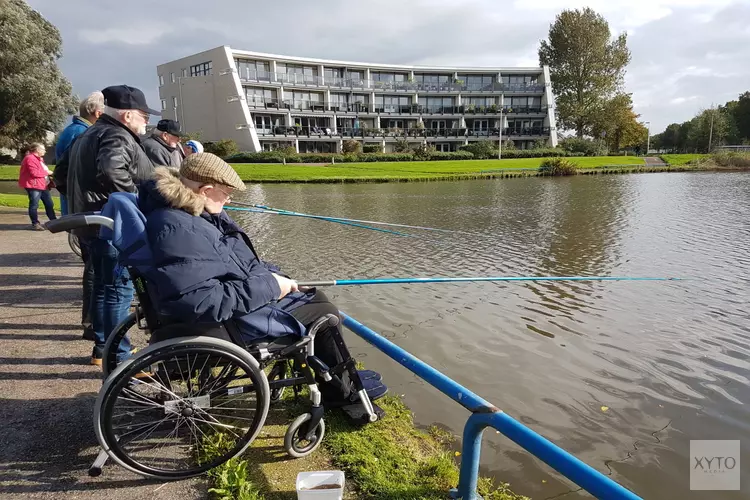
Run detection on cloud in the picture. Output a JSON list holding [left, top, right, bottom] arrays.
[[24, 0, 750, 133]]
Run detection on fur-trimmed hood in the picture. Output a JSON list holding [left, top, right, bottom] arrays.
[[139, 167, 205, 216]]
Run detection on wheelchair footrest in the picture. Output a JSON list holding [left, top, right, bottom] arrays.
[[341, 402, 386, 424]]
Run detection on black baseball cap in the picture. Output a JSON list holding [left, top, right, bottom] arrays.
[[156, 119, 184, 137], [102, 85, 161, 115]]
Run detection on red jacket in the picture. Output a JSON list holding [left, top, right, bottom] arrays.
[[18, 152, 51, 190]]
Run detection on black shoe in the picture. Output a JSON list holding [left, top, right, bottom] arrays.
[[82, 330, 95, 341]]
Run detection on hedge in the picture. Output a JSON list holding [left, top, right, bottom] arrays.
[[427, 151, 475, 161], [225, 147, 576, 163]]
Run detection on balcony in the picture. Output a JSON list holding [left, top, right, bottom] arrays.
[[238, 69, 546, 93], [255, 126, 551, 139], [245, 98, 548, 116]]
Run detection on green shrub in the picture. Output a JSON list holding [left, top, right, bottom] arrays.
[[298, 153, 344, 163], [709, 151, 750, 168], [356, 153, 414, 162], [342, 139, 362, 154], [559, 137, 606, 156], [205, 139, 239, 158], [428, 151, 474, 161], [459, 141, 498, 159], [363, 144, 382, 153], [501, 148, 567, 158], [539, 157, 578, 176], [393, 138, 411, 153], [411, 143, 435, 161]]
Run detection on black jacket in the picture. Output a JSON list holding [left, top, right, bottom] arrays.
[[67, 114, 154, 234], [142, 134, 185, 168]]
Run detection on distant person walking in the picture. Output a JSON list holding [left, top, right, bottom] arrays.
[[18, 143, 56, 230], [54, 92, 105, 215], [142, 119, 186, 167]]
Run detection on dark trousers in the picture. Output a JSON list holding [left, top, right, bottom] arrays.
[[25, 188, 56, 225], [79, 239, 95, 338], [290, 290, 350, 401]]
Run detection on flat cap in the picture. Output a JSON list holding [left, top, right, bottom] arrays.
[[179, 153, 246, 191]]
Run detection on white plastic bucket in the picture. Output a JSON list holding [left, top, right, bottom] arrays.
[[296, 470, 345, 500]]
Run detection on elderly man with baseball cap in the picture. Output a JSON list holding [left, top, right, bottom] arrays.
[[142, 119, 186, 168], [137, 154, 386, 406], [67, 84, 159, 366]]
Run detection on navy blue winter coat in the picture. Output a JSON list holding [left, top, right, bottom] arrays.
[[138, 167, 312, 342]]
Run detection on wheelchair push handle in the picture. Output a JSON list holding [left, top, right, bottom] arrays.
[[45, 213, 114, 233]]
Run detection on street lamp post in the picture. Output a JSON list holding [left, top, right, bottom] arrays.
[[644, 121, 651, 154], [497, 101, 504, 160]]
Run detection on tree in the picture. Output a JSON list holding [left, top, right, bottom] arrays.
[[731, 92, 750, 143], [539, 8, 631, 138], [590, 93, 647, 151], [0, 0, 77, 149], [682, 108, 728, 153]]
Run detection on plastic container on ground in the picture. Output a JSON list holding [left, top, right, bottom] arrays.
[[296, 470, 345, 500]]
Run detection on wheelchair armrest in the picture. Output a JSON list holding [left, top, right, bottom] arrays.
[[45, 213, 113, 233]]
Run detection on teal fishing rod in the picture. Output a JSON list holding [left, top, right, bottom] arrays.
[[297, 276, 682, 287], [228, 201, 459, 233], [224, 205, 412, 237]]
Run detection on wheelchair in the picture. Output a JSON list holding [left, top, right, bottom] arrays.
[[46, 211, 382, 480]]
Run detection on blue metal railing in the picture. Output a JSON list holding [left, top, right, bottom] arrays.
[[340, 313, 642, 500]]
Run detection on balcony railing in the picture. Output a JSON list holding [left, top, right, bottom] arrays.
[[256, 125, 551, 138], [246, 97, 547, 115], [238, 69, 546, 93]]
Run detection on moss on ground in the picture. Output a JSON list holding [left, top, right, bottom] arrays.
[[199, 390, 528, 499]]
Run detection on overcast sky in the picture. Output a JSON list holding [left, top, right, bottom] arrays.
[[26, 0, 750, 134]]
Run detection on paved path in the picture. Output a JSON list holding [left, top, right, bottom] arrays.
[[0, 208, 206, 499], [643, 156, 665, 166]]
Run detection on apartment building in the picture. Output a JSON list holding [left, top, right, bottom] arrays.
[[156, 46, 557, 153]]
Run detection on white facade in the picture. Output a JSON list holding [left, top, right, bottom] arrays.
[[156, 46, 558, 153]]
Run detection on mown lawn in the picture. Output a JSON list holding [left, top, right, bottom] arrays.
[[660, 154, 707, 165], [0, 156, 646, 184], [0, 193, 61, 210]]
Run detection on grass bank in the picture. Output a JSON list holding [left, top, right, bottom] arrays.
[[660, 154, 707, 165], [0, 193, 61, 210], [0, 156, 700, 189], [202, 393, 528, 499]]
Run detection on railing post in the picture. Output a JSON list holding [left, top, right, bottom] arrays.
[[454, 413, 487, 499]]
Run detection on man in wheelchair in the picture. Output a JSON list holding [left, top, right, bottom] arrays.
[[137, 153, 385, 408]]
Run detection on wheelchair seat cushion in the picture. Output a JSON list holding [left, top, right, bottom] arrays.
[[246, 335, 300, 353]]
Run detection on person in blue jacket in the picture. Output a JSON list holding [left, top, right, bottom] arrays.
[[54, 92, 105, 215], [137, 153, 383, 404]]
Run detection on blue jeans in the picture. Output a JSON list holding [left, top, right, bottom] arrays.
[[25, 188, 56, 225], [84, 238, 133, 362], [60, 194, 69, 216]]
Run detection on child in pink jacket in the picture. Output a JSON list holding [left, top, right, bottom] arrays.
[[18, 143, 57, 230]]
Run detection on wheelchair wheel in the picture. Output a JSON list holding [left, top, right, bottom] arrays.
[[102, 310, 149, 378], [94, 336, 270, 479], [68, 232, 82, 258], [284, 413, 325, 458]]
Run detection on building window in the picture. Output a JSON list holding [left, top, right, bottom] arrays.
[[505, 96, 542, 110], [277, 63, 319, 84], [172, 96, 178, 108], [182, 68, 187, 77], [459, 74, 495, 91], [414, 74, 451, 89], [245, 87, 278, 106], [290, 91, 323, 109], [158, 74, 164, 86], [190, 61, 212, 77], [324, 67, 344, 84], [235, 59, 271, 81], [418, 96, 455, 113], [375, 95, 412, 112], [161, 99, 167, 110], [502, 75, 539, 88], [170, 72, 175, 83]]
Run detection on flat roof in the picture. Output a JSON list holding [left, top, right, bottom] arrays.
[[229, 47, 543, 73]]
